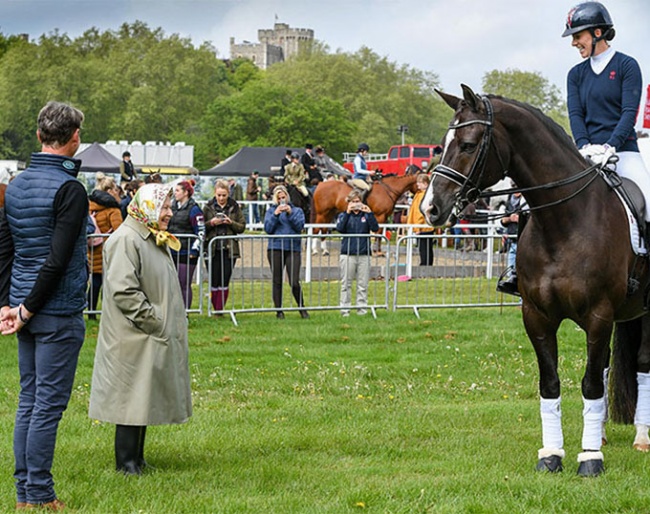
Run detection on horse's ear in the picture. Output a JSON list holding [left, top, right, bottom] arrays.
[[435, 89, 461, 110], [461, 84, 482, 112]]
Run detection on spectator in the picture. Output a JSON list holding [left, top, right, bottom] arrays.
[[280, 149, 292, 175], [119, 151, 137, 183], [301, 143, 321, 193], [203, 180, 246, 314], [0, 101, 86, 510], [314, 146, 328, 181], [168, 179, 205, 309], [336, 189, 379, 316], [264, 185, 309, 319], [87, 172, 123, 318], [120, 179, 143, 220], [228, 178, 244, 203], [89, 183, 192, 476], [246, 170, 262, 224], [496, 189, 526, 296], [406, 174, 435, 265]]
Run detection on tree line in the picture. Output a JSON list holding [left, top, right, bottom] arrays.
[[0, 23, 568, 170]]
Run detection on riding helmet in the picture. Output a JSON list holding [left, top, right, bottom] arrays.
[[358, 143, 370, 152], [291, 151, 300, 159], [562, 2, 614, 39]]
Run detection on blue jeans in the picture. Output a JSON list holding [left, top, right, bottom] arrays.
[[14, 313, 85, 504]]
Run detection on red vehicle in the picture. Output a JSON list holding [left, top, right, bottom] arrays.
[[343, 144, 442, 176]]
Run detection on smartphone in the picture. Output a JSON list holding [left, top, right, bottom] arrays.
[[280, 199, 287, 206]]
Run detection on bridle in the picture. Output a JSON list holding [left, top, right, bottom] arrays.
[[431, 95, 602, 220], [431, 96, 508, 215]]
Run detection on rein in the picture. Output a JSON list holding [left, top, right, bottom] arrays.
[[432, 95, 604, 222]]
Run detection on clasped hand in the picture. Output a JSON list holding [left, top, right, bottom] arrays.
[[579, 144, 617, 166]]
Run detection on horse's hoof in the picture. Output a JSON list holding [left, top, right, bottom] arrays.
[[577, 451, 604, 477], [577, 459, 604, 477], [633, 443, 650, 452], [322, 250, 330, 256], [535, 455, 563, 473]]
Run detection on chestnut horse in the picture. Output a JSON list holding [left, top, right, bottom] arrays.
[[421, 84, 650, 477], [312, 173, 420, 252]]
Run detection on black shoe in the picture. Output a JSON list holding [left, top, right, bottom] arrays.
[[496, 275, 520, 297], [300, 310, 310, 319], [276, 311, 285, 319]]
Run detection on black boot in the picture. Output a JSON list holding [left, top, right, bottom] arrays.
[[497, 270, 520, 297], [137, 426, 148, 469], [115, 425, 143, 475]]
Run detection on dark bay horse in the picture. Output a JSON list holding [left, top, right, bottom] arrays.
[[420, 84, 650, 477], [312, 173, 420, 253]]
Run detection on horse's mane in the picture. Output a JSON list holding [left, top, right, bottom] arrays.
[[486, 95, 581, 157]]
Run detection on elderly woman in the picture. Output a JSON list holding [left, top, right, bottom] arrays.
[[168, 179, 204, 309], [88, 183, 192, 475], [264, 185, 309, 319], [203, 179, 246, 313]]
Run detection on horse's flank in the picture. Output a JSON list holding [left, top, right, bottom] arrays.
[[312, 174, 419, 227]]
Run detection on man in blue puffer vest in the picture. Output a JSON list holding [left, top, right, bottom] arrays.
[[0, 101, 87, 511]]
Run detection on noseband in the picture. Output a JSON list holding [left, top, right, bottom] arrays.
[[432, 96, 507, 213]]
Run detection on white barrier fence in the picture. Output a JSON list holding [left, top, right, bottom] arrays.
[[85, 224, 519, 323]]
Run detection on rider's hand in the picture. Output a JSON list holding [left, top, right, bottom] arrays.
[[579, 144, 616, 166]]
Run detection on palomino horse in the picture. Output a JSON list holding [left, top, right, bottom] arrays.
[[420, 84, 650, 477], [312, 173, 420, 253]]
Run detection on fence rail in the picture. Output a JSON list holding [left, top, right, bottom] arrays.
[[85, 222, 518, 323]]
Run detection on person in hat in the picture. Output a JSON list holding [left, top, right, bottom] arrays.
[[120, 151, 137, 183], [563, 2, 650, 229], [301, 143, 321, 193], [350, 143, 378, 202]]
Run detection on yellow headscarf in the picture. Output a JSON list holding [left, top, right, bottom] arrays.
[[127, 183, 181, 251]]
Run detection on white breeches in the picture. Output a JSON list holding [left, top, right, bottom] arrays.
[[616, 152, 650, 221]]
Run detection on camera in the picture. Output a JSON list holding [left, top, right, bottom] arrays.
[[215, 213, 226, 220]]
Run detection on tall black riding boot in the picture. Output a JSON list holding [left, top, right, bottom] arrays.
[[115, 424, 143, 475]]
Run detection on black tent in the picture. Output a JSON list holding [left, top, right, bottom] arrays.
[[75, 142, 122, 173], [200, 146, 351, 178]]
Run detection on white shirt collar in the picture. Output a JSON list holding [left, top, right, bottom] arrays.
[[590, 46, 615, 75]]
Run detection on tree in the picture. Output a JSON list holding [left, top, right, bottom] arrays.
[[482, 69, 569, 131]]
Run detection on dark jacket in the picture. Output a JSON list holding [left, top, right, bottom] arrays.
[[203, 197, 246, 258], [169, 197, 204, 259], [3, 153, 88, 314], [336, 210, 379, 256]]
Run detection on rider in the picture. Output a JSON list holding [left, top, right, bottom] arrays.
[[283, 151, 309, 215], [563, 2, 650, 233], [350, 143, 377, 203]]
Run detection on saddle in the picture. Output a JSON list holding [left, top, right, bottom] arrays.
[[600, 169, 646, 250]]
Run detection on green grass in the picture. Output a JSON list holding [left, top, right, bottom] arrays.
[[1, 308, 650, 512]]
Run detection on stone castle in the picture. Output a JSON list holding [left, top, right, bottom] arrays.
[[229, 23, 314, 69]]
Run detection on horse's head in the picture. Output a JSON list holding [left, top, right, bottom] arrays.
[[421, 84, 508, 226]]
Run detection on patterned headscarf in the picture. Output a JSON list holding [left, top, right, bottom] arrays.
[[127, 183, 181, 251]]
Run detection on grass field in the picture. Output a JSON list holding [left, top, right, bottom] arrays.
[[1, 308, 650, 513]]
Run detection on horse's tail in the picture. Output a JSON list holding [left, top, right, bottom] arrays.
[[609, 319, 641, 424]]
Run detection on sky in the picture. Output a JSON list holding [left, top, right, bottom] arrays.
[[1, 0, 649, 125]]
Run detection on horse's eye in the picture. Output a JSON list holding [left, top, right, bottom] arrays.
[[459, 142, 477, 154]]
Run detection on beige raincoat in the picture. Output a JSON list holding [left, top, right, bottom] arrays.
[[89, 215, 192, 425]]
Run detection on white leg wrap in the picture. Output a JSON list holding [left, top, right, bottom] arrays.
[[540, 396, 563, 450], [577, 451, 604, 463], [582, 396, 606, 451], [602, 367, 610, 423], [634, 372, 650, 426], [634, 424, 650, 449]]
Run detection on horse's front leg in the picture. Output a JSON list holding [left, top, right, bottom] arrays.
[[577, 315, 613, 477], [522, 305, 564, 473]]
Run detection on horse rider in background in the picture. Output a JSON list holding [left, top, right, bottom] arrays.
[[350, 143, 377, 203]]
